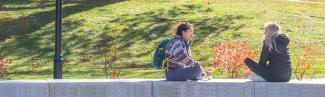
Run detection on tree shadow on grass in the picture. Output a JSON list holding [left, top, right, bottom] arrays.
[[0, 0, 55, 11], [98, 4, 249, 59], [1, 2, 250, 79], [85, 4, 250, 71], [0, 0, 127, 78], [0, 0, 127, 41], [0, 0, 127, 55]]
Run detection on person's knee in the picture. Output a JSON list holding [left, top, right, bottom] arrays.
[[192, 65, 203, 80], [195, 69, 203, 76], [195, 65, 203, 75], [244, 58, 254, 65]]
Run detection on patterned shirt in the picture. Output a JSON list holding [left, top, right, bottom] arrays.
[[166, 36, 199, 68]]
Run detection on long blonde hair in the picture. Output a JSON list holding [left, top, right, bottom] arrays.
[[264, 22, 281, 52]]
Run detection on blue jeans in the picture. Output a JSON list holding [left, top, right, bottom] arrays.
[[165, 65, 203, 81]]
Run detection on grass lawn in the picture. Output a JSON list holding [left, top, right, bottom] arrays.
[[0, 0, 324, 79]]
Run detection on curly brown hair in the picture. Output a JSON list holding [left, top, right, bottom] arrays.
[[172, 22, 194, 36]]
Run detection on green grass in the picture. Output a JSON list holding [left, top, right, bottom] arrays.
[[0, 0, 324, 79]]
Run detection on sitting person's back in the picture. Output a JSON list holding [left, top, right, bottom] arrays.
[[266, 33, 291, 81]]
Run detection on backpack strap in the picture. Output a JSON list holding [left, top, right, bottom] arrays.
[[162, 37, 188, 71], [164, 38, 178, 71], [163, 38, 179, 71]]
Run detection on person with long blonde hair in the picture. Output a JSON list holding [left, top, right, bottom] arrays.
[[244, 22, 292, 82]]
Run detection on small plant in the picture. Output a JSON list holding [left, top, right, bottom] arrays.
[[110, 69, 120, 79], [79, 55, 90, 62], [0, 56, 12, 79], [293, 44, 317, 80], [31, 57, 42, 72], [130, 60, 140, 68], [213, 40, 257, 78], [102, 46, 121, 79]]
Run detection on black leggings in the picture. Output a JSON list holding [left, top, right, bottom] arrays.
[[244, 58, 290, 82]]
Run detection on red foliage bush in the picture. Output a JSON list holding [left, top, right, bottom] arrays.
[[0, 57, 12, 79], [213, 40, 257, 78]]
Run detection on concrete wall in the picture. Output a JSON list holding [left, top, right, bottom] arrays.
[[153, 79, 254, 97], [0, 79, 324, 97], [255, 81, 325, 97], [0, 80, 49, 97]]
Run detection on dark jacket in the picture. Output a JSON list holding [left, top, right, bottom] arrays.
[[259, 33, 291, 80]]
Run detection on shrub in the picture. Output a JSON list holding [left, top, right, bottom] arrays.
[[213, 40, 257, 78], [293, 44, 317, 80], [0, 56, 12, 79], [102, 46, 120, 79]]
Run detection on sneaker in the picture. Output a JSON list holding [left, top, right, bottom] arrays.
[[202, 72, 207, 78], [249, 73, 266, 82]]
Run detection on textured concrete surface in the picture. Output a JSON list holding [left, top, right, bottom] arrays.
[[49, 79, 154, 97], [0, 79, 324, 97], [153, 79, 254, 97], [0, 80, 49, 97], [255, 81, 325, 97]]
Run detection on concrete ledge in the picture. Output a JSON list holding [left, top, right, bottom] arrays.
[[153, 79, 254, 97], [255, 81, 325, 97], [0, 79, 324, 97], [49, 79, 155, 97], [0, 80, 49, 97]]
